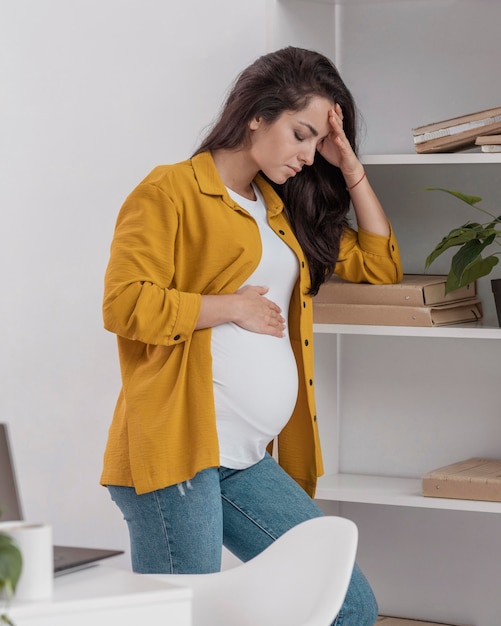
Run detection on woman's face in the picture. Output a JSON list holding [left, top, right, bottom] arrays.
[[248, 95, 333, 184]]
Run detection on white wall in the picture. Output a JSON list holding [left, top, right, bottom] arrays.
[[334, 0, 501, 155], [0, 0, 268, 562]]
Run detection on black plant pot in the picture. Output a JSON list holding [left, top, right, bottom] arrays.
[[491, 279, 501, 327]]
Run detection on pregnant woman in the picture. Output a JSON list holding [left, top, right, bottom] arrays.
[[101, 46, 402, 626]]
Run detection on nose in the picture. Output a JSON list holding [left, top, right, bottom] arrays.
[[299, 143, 316, 167]]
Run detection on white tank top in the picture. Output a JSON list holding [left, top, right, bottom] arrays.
[[211, 185, 299, 469]]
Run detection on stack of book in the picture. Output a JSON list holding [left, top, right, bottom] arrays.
[[412, 106, 501, 154], [313, 274, 482, 327]]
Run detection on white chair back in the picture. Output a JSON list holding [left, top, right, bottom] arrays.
[[148, 515, 358, 626]]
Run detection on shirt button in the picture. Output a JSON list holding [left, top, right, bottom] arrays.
[[173, 334, 181, 341], [279, 229, 285, 236], [305, 339, 309, 346]]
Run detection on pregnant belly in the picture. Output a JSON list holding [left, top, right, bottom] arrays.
[[211, 322, 299, 433]]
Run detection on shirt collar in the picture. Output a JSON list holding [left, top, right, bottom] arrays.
[[191, 151, 285, 217]]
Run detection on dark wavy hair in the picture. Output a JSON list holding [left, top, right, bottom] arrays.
[[194, 46, 359, 295]]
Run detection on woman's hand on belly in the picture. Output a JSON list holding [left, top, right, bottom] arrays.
[[196, 285, 286, 338], [233, 285, 286, 337]]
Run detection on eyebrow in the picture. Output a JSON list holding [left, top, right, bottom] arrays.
[[298, 121, 330, 142], [298, 121, 319, 137]]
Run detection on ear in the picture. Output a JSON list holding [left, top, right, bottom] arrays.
[[249, 116, 262, 131]]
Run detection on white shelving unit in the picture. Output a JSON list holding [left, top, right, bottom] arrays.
[[362, 154, 501, 166], [316, 474, 501, 514], [271, 1, 501, 624], [314, 322, 501, 340]]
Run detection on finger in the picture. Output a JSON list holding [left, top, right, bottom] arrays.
[[269, 318, 286, 337], [253, 285, 269, 295], [328, 111, 344, 138], [268, 307, 285, 324]]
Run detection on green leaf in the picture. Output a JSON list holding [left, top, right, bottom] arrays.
[[460, 256, 499, 287], [444, 253, 500, 293], [425, 227, 483, 268], [450, 235, 496, 280], [425, 187, 483, 206], [445, 269, 462, 294], [424, 187, 501, 288], [0, 534, 22, 597], [1, 613, 16, 626], [486, 219, 501, 229]]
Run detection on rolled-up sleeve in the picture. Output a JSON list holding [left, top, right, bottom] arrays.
[[103, 183, 202, 346], [334, 223, 403, 284]]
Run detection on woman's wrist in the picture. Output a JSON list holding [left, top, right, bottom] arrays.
[[343, 163, 366, 190], [196, 294, 237, 330], [346, 169, 366, 192]]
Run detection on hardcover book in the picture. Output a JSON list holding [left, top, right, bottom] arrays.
[[314, 275, 476, 308], [475, 134, 501, 145], [312, 299, 483, 327], [422, 458, 501, 502], [412, 106, 501, 153], [475, 133, 501, 152], [477, 145, 501, 153]]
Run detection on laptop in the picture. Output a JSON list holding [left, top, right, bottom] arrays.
[[0, 422, 123, 576]]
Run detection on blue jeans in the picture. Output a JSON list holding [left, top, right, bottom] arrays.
[[108, 454, 378, 626]]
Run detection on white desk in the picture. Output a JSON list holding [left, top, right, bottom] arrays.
[[8, 565, 192, 625]]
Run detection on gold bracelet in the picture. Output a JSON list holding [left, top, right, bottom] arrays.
[[347, 170, 366, 191]]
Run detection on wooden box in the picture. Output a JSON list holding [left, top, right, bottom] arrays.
[[422, 458, 501, 502]]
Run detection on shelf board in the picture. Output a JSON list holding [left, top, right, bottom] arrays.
[[361, 153, 501, 165], [316, 473, 501, 513], [313, 321, 501, 339], [287, 0, 441, 5]]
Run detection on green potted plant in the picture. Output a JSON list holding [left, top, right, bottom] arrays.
[[425, 188, 501, 324], [0, 509, 23, 626]]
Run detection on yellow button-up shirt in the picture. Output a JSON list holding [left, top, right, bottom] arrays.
[[101, 151, 402, 496]]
